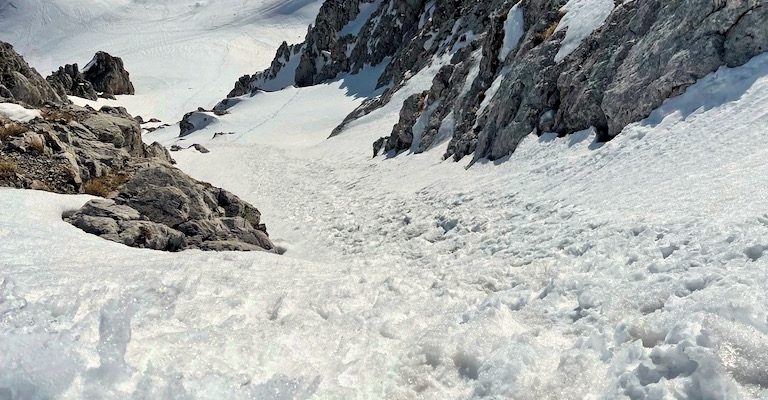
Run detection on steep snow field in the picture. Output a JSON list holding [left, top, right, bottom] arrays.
[[0, 0, 322, 122], [3, 1, 768, 399]]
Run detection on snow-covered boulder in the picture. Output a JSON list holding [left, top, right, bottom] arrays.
[[179, 109, 216, 137]]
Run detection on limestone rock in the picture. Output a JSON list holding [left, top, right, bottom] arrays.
[[82, 51, 135, 95], [46, 64, 98, 100], [221, 0, 768, 165], [65, 199, 186, 251], [0, 41, 63, 106], [0, 43, 275, 253]]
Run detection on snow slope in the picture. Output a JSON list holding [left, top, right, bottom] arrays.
[[2, 1, 768, 398], [0, 0, 322, 122], [4, 37, 768, 398]]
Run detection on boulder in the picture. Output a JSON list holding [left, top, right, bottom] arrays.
[[191, 144, 210, 153], [179, 111, 215, 137], [82, 51, 135, 95], [110, 161, 275, 252], [144, 142, 175, 164], [65, 199, 186, 251]]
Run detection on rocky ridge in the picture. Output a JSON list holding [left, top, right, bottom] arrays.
[[46, 63, 99, 101], [0, 41, 63, 106], [224, 0, 767, 163], [0, 41, 275, 253], [46, 51, 135, 100]]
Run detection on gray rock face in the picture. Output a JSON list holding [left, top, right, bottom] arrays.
[[549, 0, 768, 146], [109, 162, 274, 252], [384, 91, 428, 154], [1, 101, 167, 193], [0, 41, 63, 106], [223, 0, 429, 96], [66, 199, 186, 252], [224, 0, 768, 164], [82, 51, 135, 96], [46, 63, 99, 101]]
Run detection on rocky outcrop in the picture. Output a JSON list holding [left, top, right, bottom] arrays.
[[0, 41, 63, 106], [225, 0, 429, 96], [82, 51, 135, 96], [65, 162, 274, 252], [0, 100, 275, 252], [47, 52, 136, 99], [1, 43, 275, 252], [223, 0, 768, 164], [179, 109, 216, 137], [46, 63, 98, 101], [65, 199, 186, 252]]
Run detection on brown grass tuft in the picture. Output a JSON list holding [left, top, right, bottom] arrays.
[[0, 123, 27, 140], [534, 11, 565, 44], [541, 21, 560, 40], [41, 108, 76, 123], [83, 172, 130, 197], [0, 160, 18, 177], [29, 137, 45, 154]]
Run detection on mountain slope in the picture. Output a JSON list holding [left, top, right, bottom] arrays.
[[221, 0, 767, 163], [0, 0, 322, 121], [2, 0, 768, 399], [3, 53, 768, 398]]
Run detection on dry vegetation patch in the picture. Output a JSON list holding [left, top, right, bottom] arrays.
[[0, 122, 28, 140], [0, 159, 18, 177], [83, 171, 130, 197]]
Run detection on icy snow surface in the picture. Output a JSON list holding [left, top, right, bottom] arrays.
[[2, 1, 768, 399], [0, 103, 41, 123], [554, 0, 615, 62], [499, 3, 524, 62]]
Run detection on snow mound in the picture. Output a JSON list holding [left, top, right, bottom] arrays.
[[2, 1, 768, 399], [0, 103, 41, 123]]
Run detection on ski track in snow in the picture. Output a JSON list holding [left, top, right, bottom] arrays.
[[2, 1, 768, 399]]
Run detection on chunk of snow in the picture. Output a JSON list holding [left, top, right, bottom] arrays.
[[499, 3, 525, 61], [0, 103, 41, 123], [554, 0, 615, 62]]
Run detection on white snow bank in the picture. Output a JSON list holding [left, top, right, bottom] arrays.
[[554, 0, 615, 62], [0, 103, 41, 123], [166, 52, 768, 398], [499, 2, 525, 61]]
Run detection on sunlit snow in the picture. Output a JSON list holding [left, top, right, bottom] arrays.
[[2, 1, 768, 399]]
